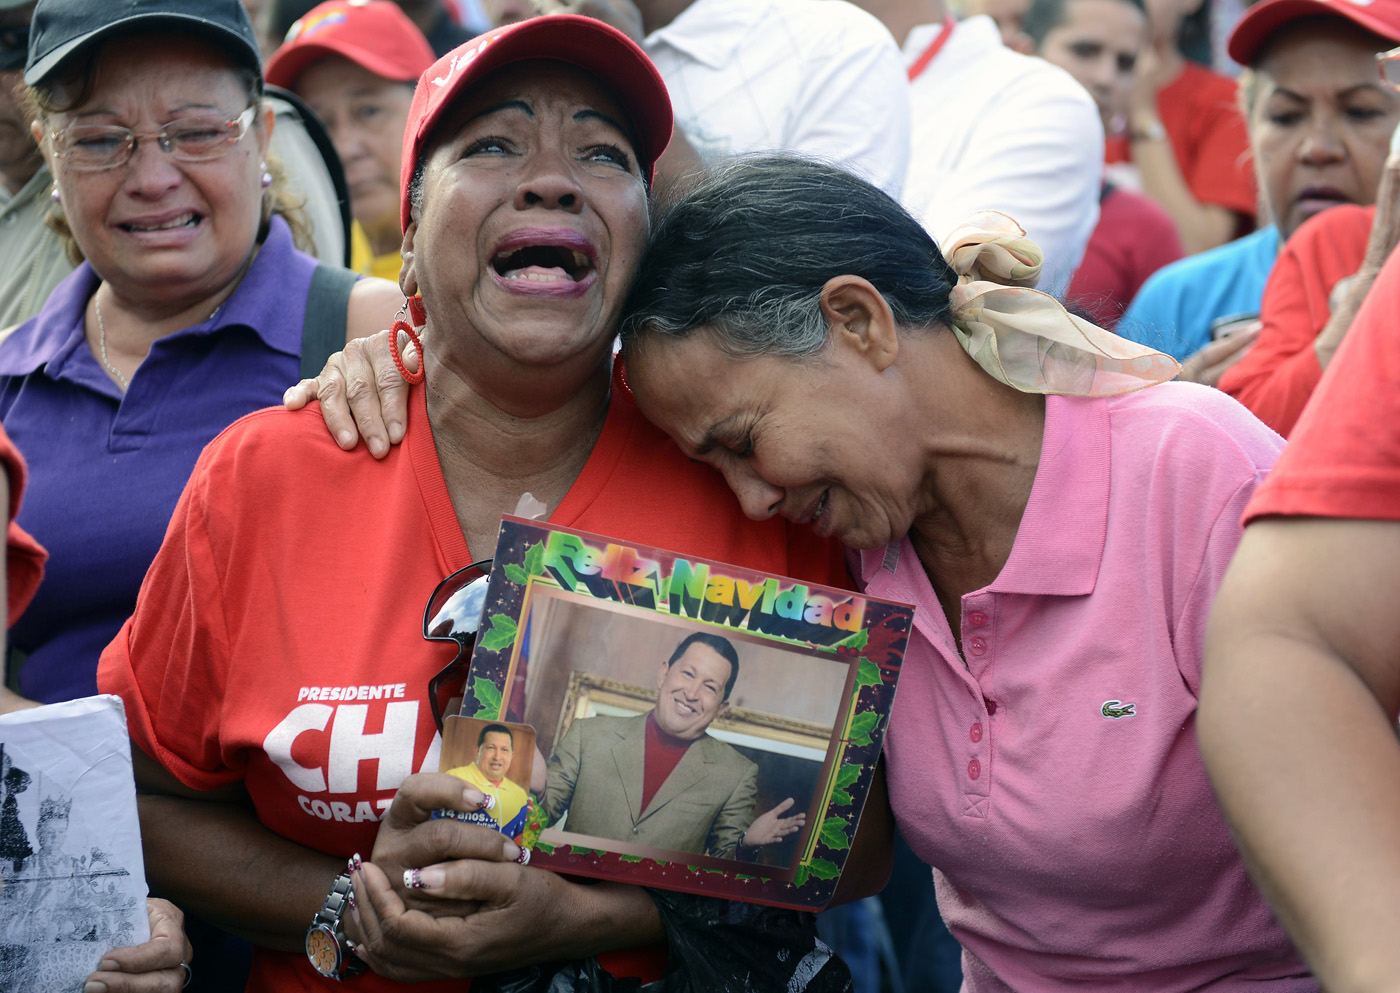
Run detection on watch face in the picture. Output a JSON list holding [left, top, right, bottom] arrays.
[[306, 924, 343, 977]]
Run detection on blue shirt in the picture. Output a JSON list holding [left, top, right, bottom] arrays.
[[1117, 226, 1281, 361], [0, 218, 318, 703]]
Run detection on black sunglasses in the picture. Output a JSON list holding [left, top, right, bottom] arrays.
[[422, 560, 493, 733]]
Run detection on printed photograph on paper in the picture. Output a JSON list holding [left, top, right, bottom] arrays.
[[451, 517, 912, 910]]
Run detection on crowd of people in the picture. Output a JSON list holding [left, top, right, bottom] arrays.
[[1, 0, 1398, 990]]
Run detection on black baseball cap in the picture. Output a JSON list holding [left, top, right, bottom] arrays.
[[25, 0, 262, 86]]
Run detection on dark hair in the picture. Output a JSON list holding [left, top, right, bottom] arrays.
[[1023, 0, 1146, 45], [619, 155, 955, 359], [666, 632, 741, 700], [477, 723, 514, 747]]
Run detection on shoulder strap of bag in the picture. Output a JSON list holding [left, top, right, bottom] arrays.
[[300, 263, 359, 381]]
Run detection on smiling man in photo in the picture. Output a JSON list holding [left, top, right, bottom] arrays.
[[542, 632, 801, 859]]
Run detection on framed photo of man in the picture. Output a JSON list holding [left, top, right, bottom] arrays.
[[455, 517, 912, 911]]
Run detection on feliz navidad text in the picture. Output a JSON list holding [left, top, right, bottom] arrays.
[[539, 532, 865, 646]]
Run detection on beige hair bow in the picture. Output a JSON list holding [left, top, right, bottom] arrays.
[[940, 211, 1180, 396]]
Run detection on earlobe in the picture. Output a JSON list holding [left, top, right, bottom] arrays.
[[819, 275, 899, 373], [400, 222, 419, 298]]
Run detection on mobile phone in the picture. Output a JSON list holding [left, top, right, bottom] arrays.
[[1209, 312, 1259, 340]]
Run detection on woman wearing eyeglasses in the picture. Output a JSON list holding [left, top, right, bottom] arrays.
[[0, 0, 400, 707]]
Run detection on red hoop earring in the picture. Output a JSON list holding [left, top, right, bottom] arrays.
[[390, 298, 425, 385]]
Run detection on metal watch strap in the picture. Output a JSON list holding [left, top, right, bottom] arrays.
[[314, 872, 355, 930], [308, 872, 366, 980]]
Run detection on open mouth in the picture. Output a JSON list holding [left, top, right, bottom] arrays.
[[491, 244, 594, 283], [813, 491, 829, 522], [120, 212, 201, 233]]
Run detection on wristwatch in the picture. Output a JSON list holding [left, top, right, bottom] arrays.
[[306, 872, 368, 980]]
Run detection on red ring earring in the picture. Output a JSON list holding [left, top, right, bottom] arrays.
[[390, 297, 425, 385]]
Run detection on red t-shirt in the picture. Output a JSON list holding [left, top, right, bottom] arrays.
[[1068, 184, 1184, 328], [1108, 61, 1256, 222], [1219, 203, 1373, 436], [97, 361, 849, 992], [0, 423, 46, 624], [1245, 228, 1400, 522]]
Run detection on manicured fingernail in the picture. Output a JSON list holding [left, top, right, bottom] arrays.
[[347, 892, 356, 911], [503, 840, 521, 861], [405, 868, 423, 889], [479, 793, 496, 812], [416, 867, 446, 889], [368, 437, 386, 457], [338, 430, 355, 449], [97, 961, 118, 972], [84, 983, 107, 993], [515, 847, 531, 866], [350, 852, 363, 872]]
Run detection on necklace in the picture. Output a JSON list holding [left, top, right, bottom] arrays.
[[93, 294, 129, 393], [93, 291, 223, 394]]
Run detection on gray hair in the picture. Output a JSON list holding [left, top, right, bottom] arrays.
[[619, 155, 956, 359]]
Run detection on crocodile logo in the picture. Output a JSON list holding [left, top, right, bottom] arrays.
[[1101, 700, 1137, 719]]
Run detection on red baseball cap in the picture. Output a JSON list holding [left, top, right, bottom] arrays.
[[265, 0, 436, 89], [1228, 0, 1400, 65], [399, 14, 673, 230]]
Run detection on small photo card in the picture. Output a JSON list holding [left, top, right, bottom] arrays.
[[437, 716, 538, 843], [455, 517, 912, 910]]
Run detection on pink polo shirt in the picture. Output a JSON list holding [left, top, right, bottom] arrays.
[[860, 386, 1312, 991]]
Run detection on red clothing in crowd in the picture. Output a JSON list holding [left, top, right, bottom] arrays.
[[0, 423, 45, 624], [99, 361, 848, 992], [1246, 222, 1400, 522], [1220, 203, 1373, 436], [1068, 184, 1184, 327], [1107, 61, 1256, 222]]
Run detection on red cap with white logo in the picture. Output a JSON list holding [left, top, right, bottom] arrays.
[[1228, 0, 1400, 65], [399, 14, 673, 231], [266, 0, 436, 89]]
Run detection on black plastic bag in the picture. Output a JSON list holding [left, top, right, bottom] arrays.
[[473, 889, 852, 993]]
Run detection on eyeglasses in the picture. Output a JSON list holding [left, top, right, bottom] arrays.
[[423, 560, 493, 734], [1379, 46, 1400, 91], [49, 105, 259, 172]]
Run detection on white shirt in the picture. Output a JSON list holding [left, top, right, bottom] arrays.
[[903, 16, 1104, 297], [645, 0, 910, 199]]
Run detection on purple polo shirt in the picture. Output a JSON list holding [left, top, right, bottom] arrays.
[[860, 385, 1312, 990], [0, 217, 317, 703]]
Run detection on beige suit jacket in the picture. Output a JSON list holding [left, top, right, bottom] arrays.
[[543, 713, 757, 859]]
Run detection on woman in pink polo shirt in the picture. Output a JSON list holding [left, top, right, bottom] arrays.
[[616, 157, 1311, 990]]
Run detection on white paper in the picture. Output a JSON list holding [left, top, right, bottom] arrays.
[[0, 695, 149, 991]]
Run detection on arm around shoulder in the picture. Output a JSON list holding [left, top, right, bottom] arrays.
[[346, 276, 404, 343]]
